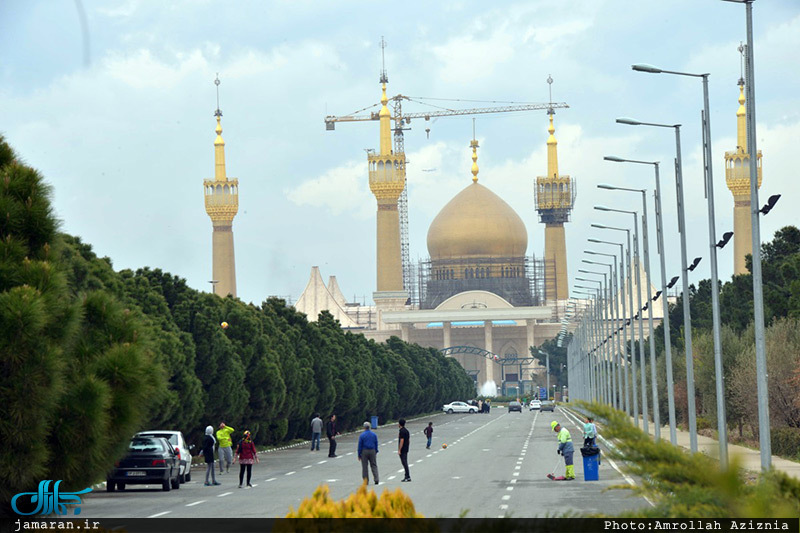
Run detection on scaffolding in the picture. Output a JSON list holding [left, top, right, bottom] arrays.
[[417, 255, 550, 309]]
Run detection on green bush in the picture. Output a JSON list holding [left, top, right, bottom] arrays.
[[771, 427, 800, 460], [696, 416, 712, 431]]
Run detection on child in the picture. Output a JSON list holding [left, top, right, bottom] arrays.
[[423, 422, 433, 449], [583, 417, 597, 447]]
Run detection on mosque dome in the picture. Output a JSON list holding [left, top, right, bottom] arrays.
[[427, 181, 528, 261]]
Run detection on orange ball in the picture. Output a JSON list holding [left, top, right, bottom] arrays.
[[221, 321, 229, 329], [442, 443, 447, 449]]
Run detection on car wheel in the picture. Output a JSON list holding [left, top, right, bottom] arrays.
[[180, 472, 186, 484], [106, 481, 115, 492], [447, 409, 453, 414], [162, 479, 171, 492], [185, 472, 191, 482], [171, 475, 180, 490], [118, 483, 125, 490]]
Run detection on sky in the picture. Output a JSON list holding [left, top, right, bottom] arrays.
[[1, 0, 798, 307]]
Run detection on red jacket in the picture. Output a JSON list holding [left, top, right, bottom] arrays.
[[237, 440, 257, 460]]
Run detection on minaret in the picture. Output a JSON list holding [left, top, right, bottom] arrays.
[[203, 75, 239, 297], [368, 63, 407, 306], [535, 76, 575, 303], [724, 77, 762, 275]]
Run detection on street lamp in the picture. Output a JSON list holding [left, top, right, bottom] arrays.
[[209, 280, 219, 295], [587, 249, 625, 414], [631, 60, 728, 463], [583, 258, 621, 411], [721, 0, 771, 471], [592, 223, 639, 428], [576, 280, 609, 404], [595, 204, 656, 439], [601, 160, 678, 446], [588, 237, 631, 416], [613, 119, 696, 451]]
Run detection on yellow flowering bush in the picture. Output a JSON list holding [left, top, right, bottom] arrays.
[[285, 481, 423, 518]]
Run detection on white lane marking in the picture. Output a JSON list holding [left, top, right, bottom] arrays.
[[506, 486, 514, 491], [345, 452, 353, 456], [217, 492, 233, 497], [513, 472, 520, 476], [426, 454, 432, 458], [500, 504, 509, 510], [317, 460, 327, 464], [502, 495, 511, 501], [265, 478, 276, 482], [148, 511, 171, 518], [388, 475, 396, 480], [510, 479, 517, 484], [452, 476, 461, 479], [415, 459, 422, 463], [303, 465, 312, 469], [285, 471, 295, 476], [482, 449, 491, 451], [186, 500, 206, 507], [397, 469, 404, 473], [515, 466, 521, 470], [326, 479, 338, 482]]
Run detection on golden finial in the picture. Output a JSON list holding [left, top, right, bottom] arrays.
[[546, 75, 559, 178], [214, 74, 224, 144], [470, 119, 479, 182]]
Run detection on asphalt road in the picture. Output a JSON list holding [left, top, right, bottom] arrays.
[[81, 407, 650, 519]]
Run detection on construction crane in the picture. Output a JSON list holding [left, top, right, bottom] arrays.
[[325, 43, 568, 306]]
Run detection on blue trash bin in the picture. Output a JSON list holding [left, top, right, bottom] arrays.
[[371, 415, 379, 429], [581, 446, 600, 481]]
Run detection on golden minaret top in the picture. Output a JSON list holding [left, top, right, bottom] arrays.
[[547, 112, 559, 179], [204, 74, 239, 225], [470, 138, 479, 182], [379, 83, 392, 155]]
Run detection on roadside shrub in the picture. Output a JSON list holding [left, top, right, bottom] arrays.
[[770, 427, 800, 460], [285, 482, 422, 518]]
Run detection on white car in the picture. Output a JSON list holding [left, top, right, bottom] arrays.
[[529, 400, 542, 411], [136, 430, 193, 483], [443, 401, 478, 414]]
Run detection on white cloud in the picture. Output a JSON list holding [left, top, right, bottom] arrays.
[[286, 159, 373, 219]]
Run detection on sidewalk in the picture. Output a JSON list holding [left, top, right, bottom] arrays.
[[632, 417, 800, 481]]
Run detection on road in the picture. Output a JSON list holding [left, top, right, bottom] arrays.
[[81, 407, 650, 519]]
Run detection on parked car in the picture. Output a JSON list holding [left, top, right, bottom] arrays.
[[540, 400, 556, 412], [529, 399, 542, 411], [107, 436, 181, 492], [443, 401, 479, 414], [508, 401, 523, 413], [136, 430, 193, 483]]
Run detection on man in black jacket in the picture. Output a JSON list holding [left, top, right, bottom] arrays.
[[326, 414, 340, 457]]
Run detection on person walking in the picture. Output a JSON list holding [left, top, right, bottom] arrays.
[[310, 413, 323, 451], [583, 417, 597, 448], [551, 421, 575, 480], [216, 422, 235, 474], [326, 414, 340, 457], [202, 426, 221, 486], [233, 430, 259, 488], [423, 422, 433, 449], [357, 421, 379, 485], [398, 419, 411, 482]]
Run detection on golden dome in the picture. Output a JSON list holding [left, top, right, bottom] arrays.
[[427, 181, 528, 261]]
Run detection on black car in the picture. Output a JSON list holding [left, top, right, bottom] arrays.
[[540, 400, 556, 412], [107, 436, 181, 492], [508, 401, 523, 412]]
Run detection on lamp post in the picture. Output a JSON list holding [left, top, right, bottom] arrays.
[[598, 176, 676, 444], [587, 247, 628, 415], [592, 224, 639, 428], [614, 119, 695, 450], [721, 0, 771, 471], [631, 62, 727, 462], [576, 280, 608, 404], [595, 206, 651, 435], [583, 258, 621, 411], [574, 289, 599, 402], [576, 284, 606, 404]]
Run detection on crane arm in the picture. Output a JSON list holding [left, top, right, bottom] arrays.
[[325, 101, 569, 127]]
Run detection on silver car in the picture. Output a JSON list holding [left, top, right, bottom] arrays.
[[135, 430, 193, 483]]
